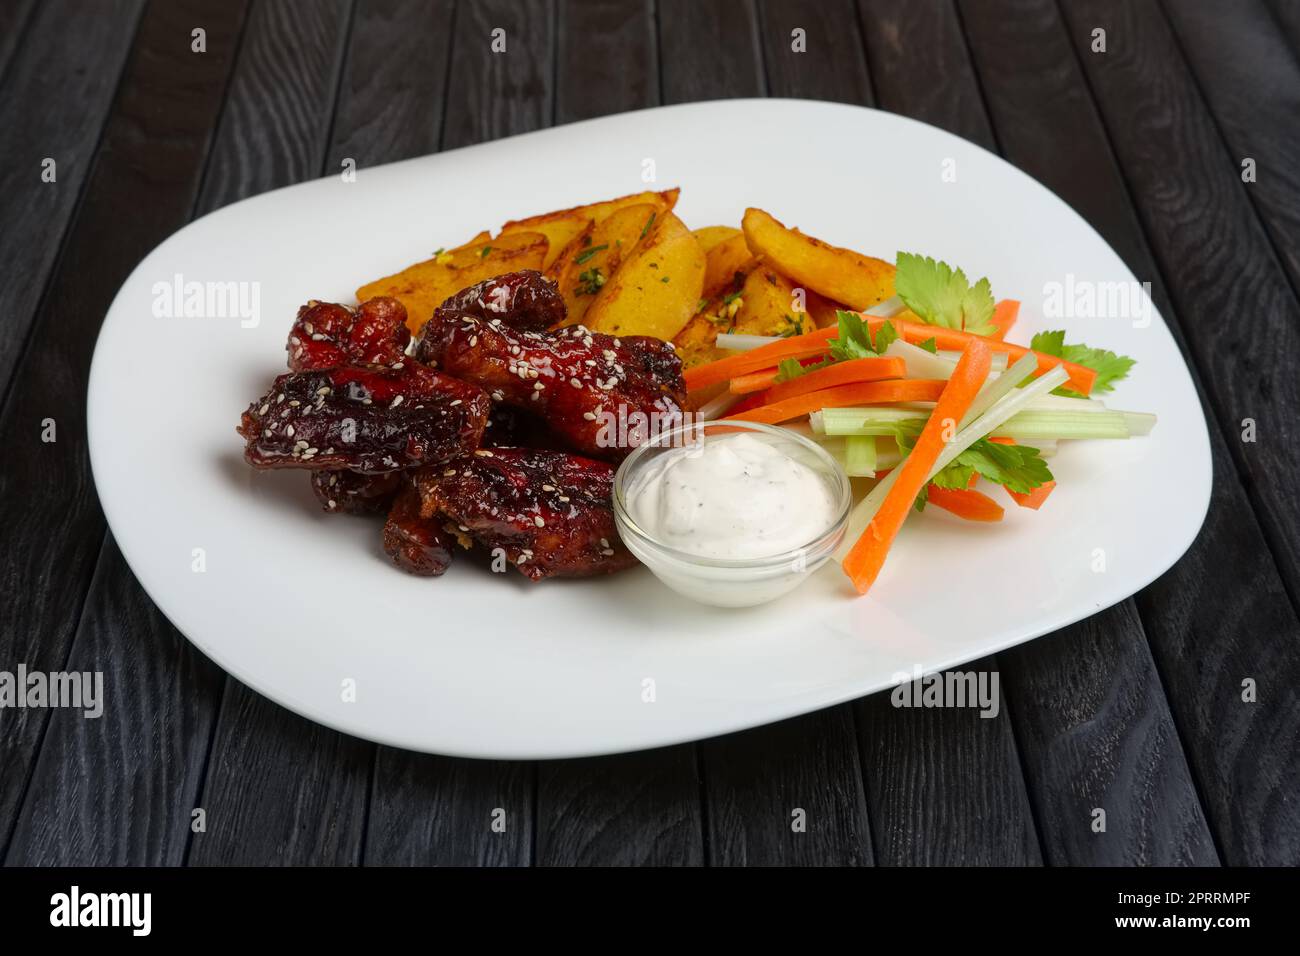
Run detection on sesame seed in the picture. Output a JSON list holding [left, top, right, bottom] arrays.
[[533, 516, 545, 527], [542, 484, 555, 492], [444, 468, 457, 476], [258, 404, 269, 415], [450, 399, 462, 406], [570, 378, 582, 388], [286, 425, 295, 437], [391, 395, 404, 408]]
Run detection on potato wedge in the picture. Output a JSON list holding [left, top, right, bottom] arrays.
[[805, 287, 846, 329], [672, 304, 731, 370], [549, 203, 661, 328], [452, 230, 492, 250], [701, 232, 756, 298], [742, 207, 895, 310], [500, 188, 680, 269], [584, 211, 704, 341], [731, 266, 816, 339], [691, 225, 741, 253], [357, 231, 547, 333]]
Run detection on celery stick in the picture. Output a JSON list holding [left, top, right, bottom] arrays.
[[863, 295, 904, 317], [885, 339, 957, 380], [834, 366, 1070, 562], [821, 406, 1133, 441], [714, 332, 780, 352], [844, 436, 878, 476]]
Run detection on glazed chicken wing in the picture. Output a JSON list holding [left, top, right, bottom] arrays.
[[433, 269, 565, 332], [288, 296, 411, 371], [382, 482, 455, 576], [238, 362, 489, 473], [412, 447, 636, 581], [414, 315, 686, 461]]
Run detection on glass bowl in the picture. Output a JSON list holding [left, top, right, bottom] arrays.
[[613, 419, 852, 608]]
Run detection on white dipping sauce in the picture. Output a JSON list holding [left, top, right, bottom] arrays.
[[626, 433, 838, 559]]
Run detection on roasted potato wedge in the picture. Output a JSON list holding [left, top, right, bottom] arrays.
[[500, 188, 680, 269], [549, 203, 661, 328], [701, 233, 756, 299], [452, 230, 492, 250], [672, 304, 731, 370], [584, 211, 704, 340], [357, 231, 548, 333], [731, 266, 816, 338], [742, 207, 895, 310], [805, 287, 846, 329], [691, 225, 741, 253]]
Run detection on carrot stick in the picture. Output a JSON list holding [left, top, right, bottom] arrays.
[[726, 379, 947, 426], [684, 341, 831, 391], [988, 300, 1019, 341], [841, 342, 993, 594], [729, 369, 779, 394], [762, 356, 905, 405], [926, 486, 1005, 522], [1007, 480, 1056, 510], [685, 313, 1095, 396]]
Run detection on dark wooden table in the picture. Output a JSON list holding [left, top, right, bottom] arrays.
[[2, 0, 1298, 867]]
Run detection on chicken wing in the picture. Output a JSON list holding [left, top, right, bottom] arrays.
[[382, 482, 455, 576], [433, 269, 565, 332], [288, 296, 411, 371], [413, 447, 636, 581], [238, 362, 489, 473], [413, 316, 685, 461]]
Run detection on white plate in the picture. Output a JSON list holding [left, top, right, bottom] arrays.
[[89, 100, 1211, 759]]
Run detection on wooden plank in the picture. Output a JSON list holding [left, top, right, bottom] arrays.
[[5, 541, 226, 865], [856, 657, 1040, 865], [440, 0, 555, 149], [755, 0, 873, 104], [0, 0, 247, 862], [956, 0, 1219, 866], [701, 710, 872, 866], [0, 0, 145, 396], [852, 0, 1040, 866], [515, 0, 706, 867], [188, 683, 373, 866], [556, 0, 657, 124], [658, 0, 764, 102], [333, 0, 533, 868], [327, 0, 455, 167], [365, 753, 532, 866], [536, 747, 704, 865], [0, 0, 40, 80], [1163, 0, 1300, 296], [1061, 0, 1300, 610], [180, 0, 368, 867], [958, 0, 1300, 865]]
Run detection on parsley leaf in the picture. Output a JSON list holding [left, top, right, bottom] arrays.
[[773, 355, 832, 383], [894, 252, 996, 335], [886, 421, 1052, 496], [916, 337, 938, 354], [829, 311, 897, 360], [1030, 330, 1136, 396]]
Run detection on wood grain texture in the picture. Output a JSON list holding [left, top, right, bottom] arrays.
[[1061, 0, 1300, 613], [440, 0, 554, 150], [852, 0, 1041, 866], [702, 709, 873, 865], [1269, 0, 1300, 57], [179, 0, 371, 867], [536, 747, 704, 865], [197, 0, 354, 215], [556, 0, 657, 124], [327, 0, 455, 168], [1162, 0, 1300, 296], [999, 605, 1216, 865], [956, 0, 1218, 866], [756, 0, 873, 105], [0, 0, 40, 81], [0, 0, 247, 862], [5, 541, 226, 865], [658, 0, 765, 102], [856, 657, 1041, 865], [0, 0, 144, 396], [365, 753, 532, 865], [187, 684, 372, 865]]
